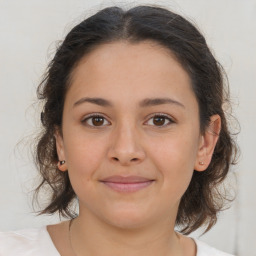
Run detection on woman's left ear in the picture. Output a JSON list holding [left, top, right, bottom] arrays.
[[194, 114, 221, 172]]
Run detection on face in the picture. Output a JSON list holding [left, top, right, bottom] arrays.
[[56, 41, 217, 229]]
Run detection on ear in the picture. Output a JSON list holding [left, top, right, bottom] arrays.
[[194, 114, 221, 172], [55, 127, 67, 172]]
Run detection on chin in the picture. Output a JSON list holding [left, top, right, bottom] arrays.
[[102, 207, 152, 230]]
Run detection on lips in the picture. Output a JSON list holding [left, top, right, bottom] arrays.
[[101, 175, 154, 183], [100, 175, 155, 193]]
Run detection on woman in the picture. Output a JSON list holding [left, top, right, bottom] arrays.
[[0, 5, 238, 256]]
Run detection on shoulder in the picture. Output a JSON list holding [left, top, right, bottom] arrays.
[[194, 239, 235, 256], [0, 226, 60, 256]]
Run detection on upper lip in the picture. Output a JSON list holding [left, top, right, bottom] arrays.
[[100, 175, 154, 183]]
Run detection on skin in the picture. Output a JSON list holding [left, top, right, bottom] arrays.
[[48, 40, 221, 256]]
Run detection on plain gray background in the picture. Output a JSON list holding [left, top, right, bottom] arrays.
[[0, 1, 255, 255]]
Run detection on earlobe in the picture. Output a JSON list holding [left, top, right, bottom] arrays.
[[57, 160, 67, 172], [194, 114, 221, 172]]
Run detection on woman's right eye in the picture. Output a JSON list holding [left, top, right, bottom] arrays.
[[82, 114, 110, 128]]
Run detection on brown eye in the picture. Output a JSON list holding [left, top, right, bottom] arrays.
[[92, 116, 104, 126], [82, 114, 110, 127], [153, 116, 166, 126], [146, 114, 174, 127]]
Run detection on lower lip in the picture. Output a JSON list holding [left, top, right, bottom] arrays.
[[101, 181, 154, 193]]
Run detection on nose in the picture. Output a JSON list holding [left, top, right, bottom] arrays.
[[107, 123, 146, 166]]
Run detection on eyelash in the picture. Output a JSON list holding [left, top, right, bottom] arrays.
[[81, 113, 175, 128]]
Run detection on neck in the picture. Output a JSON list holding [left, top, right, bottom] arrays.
[[70, 210, 183, 256]]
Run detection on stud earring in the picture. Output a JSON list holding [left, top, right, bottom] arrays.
[[59, 160, 65, 165], [199, 161, 204, 165]]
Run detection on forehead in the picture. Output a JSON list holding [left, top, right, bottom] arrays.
[[72, 40, 184, 82], [67, 40, 196, 109]]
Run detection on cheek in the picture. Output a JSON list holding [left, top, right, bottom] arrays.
[[63, 135, 106, 191], [149, 133, 198, 197]]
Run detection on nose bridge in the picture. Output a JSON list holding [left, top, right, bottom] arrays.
[[108, 118, 145, 165]]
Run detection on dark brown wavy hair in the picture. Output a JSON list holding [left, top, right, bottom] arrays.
[[34, 5, 239, 235]]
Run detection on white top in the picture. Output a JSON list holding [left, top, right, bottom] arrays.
[[0, 226, 234, 256]]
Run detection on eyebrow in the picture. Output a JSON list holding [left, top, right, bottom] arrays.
[[73, 97, 185, 108]]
